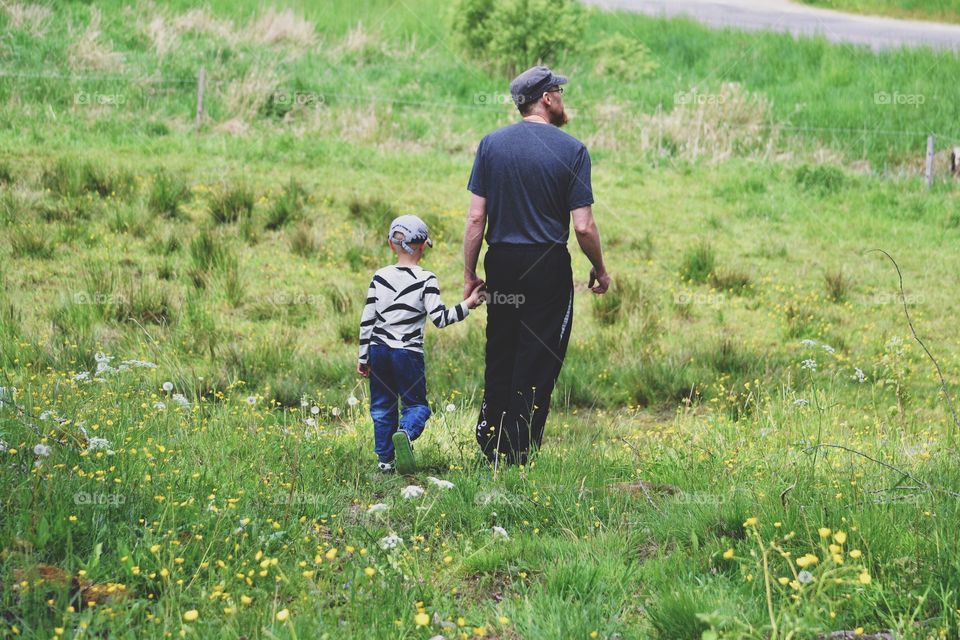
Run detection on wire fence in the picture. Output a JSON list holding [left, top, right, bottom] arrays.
[[4, 67, 959, 180], [2, 68, 954, 140]]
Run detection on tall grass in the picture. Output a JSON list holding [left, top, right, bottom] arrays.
[[1, 0, 958, 164]]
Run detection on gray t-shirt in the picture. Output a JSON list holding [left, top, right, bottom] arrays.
[[467, 121, 594, 245]]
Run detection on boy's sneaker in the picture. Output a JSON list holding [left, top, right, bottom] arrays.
[[391, 430, 416, 475], [377, 460, 395, 473]]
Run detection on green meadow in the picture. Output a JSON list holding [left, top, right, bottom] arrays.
[[2, 1, 960, 638]]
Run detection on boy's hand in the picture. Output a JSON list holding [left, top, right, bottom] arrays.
[[357, 362, 370, 378], [465, 283, 486, 309]]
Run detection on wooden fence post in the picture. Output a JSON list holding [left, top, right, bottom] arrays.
[[925, 134, 935, 189]]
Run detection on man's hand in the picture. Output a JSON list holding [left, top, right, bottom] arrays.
[[357, 362, 370, 378], [464, 272, 485, 300], [588, 267, 611, 294]]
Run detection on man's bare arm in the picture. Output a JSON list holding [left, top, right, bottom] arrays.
[[464, 193, 487, 297], [571, 205, 611, 294]]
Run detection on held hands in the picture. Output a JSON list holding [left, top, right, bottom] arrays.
[[465, 283, 486, 309], [464, 273, 484, 301], [588, 266, 611, 294], [357, 362, 370, 378]]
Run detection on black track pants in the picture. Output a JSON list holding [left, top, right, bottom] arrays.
[[476, 243, 574, 465]]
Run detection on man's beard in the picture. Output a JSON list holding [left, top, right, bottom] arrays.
[[549, 107, 569, 127]]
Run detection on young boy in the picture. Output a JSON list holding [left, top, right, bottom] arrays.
[[357, 215, 484, 474]]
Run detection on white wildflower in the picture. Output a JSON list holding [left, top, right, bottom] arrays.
[[94, 352, 116, 376], [797, 570, 814, 584], [793, 398, 809, 407], [73, 371, 90, 382], [0, 439, 7, 452], [347, 395, 359, 407], [821, 344, 835, 354], [311, 405, 320, 415], [153, 401, 166, 410], [33, 444, 50, 457], [86, 437, 111, 452], [304, 417, 316, 427], [246, 395, 257, 405], [379, 533, 403, 550], [445, 403, 456, 412], [800, 339, 817, 347], [300, 399, 309, 407], [366, 503, 389, 515], [162, 381, 174, 392], [400, 485, 424, 500], [800, 359, 817, 371], [853, 367, 866, 383], [331, 407, 341, 417], [39, 411, 55, 421], [121, 359, 157, 369], [492, 526, 510, 540], [427, 476, 455, 490], [172, 393, 190, 409]]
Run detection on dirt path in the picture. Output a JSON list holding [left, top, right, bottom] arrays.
[[582, 0, 960, 50]]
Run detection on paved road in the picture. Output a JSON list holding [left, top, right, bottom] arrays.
[[582, 0, 960, 50]]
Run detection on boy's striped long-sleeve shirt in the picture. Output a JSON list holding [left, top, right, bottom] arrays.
[[358, 265, 470, 364]]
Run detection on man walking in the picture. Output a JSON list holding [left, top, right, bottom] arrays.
[[463, 66, 611, 465]]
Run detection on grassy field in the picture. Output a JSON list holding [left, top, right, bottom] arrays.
[[3, 1, 960, 639], [798, 0, 960, 23]]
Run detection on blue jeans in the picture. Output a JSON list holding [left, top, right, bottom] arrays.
[[368, 344, 432, 463]]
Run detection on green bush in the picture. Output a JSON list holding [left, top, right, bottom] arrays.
[[591, 33, 659, 79], [451, 0, 584, 75]]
